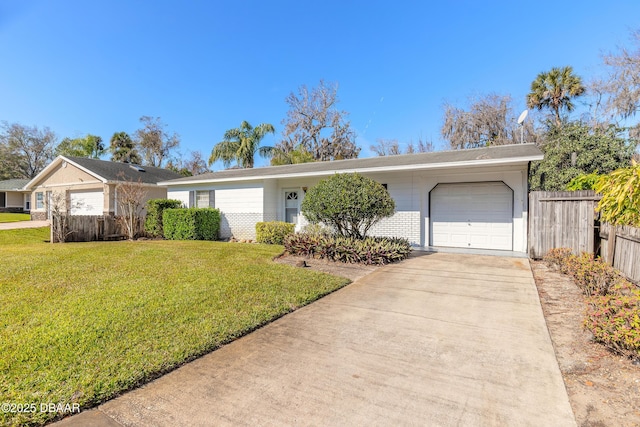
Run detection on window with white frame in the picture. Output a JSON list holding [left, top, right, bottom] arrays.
[[36, 192, 44, 209], [195, 190, 214, 208]]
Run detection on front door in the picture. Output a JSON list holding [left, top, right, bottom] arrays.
[[285, 191, 299, 224]]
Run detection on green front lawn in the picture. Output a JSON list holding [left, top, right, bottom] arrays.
[[0, 231, 349, 426], [0, 227, 49, 245], [0, 213, 31, 223]]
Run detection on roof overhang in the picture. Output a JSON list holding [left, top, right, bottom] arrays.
[[24, 156, 108, 190], [0, 188, 31, 193], [159, 154, 542, 186]]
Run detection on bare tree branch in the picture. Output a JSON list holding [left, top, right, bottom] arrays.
[[278, 80, 360, 161], [0, 122, 56, 179], [135, 116, 180, 168]]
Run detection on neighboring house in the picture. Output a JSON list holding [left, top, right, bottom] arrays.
[[25, 156, 182, 220], [0, 179, 30, 213], [159, 144, 543, 254]]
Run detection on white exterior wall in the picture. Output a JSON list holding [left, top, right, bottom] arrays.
[[274, 174, 421, 244], [263, 180, 278, 222], [216, 187, 263, 239], [363, 173, 421, 245], [273, 165, 527, 251], [164, 163, 530, 252], [168, 190, 190, 207], [167, 181, 264, 240], [273, 178, 320, 233], [420, 165, 527, 253], [5, 191, 25, 208]]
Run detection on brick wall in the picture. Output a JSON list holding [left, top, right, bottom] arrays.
[[30, 211, 47, 221], [219, 212, 263, 240], [368, 211, 421, 245]]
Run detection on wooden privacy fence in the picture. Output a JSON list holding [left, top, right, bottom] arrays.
[[51, 215, 145, 243], [600, 223, 640, 283], [528, 190, 600, 259], [529, 190, 640, 284]]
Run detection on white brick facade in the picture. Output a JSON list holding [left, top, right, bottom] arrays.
[[368, 211, 421, 245], [165, 154, 534, 253], [220, 212, 263, 240]]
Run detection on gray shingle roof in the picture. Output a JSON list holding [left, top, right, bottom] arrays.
[[0, 179, 29, 191], [163, 143, 542, 184], [66, 157, 182, 184]]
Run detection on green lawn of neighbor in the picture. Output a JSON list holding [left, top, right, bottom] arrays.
[[0, 213, 31, 223], [0, 228, 349, 426]]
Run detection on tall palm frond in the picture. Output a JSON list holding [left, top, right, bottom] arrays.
[[527, 66, 586, 127], [209, 121, 276, 168]]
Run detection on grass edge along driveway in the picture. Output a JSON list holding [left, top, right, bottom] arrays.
[[0, 213, 31, 223], [0, 229, 349, 427]]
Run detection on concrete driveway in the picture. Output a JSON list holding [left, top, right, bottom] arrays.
[[55, 252, 575, 427], [0, 220, 49, 230]]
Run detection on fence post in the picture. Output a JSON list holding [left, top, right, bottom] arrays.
[[605, 224, 616, 266]]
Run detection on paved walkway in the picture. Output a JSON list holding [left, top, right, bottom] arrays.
[[0, 220, 49, 230], [54, 253, 576, 426]]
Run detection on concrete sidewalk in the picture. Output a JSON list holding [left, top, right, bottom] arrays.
[[0, 220, 49, 230], [54, 252, 576, 426]]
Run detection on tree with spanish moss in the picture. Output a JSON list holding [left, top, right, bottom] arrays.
[[278, 80, 360, 162], [134, 116, 180, 168]]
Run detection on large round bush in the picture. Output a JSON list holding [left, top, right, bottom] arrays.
[[301, 173, 395, 238]]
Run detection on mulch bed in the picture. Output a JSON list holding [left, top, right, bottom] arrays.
[[531, 260, 640, 427]]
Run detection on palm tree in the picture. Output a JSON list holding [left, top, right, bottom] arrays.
[[209, 121, 275, 168], [527, 66, 586, 127], [270, 144, 316, 166], [110, 132, 141, 164]]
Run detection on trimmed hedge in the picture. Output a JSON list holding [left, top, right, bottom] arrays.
[[256, 221, 295, 245], [544, 247, 640, 359], [284, 233, 411, 265], [163, 208, 221, 240], [144, 199, 183, 237]]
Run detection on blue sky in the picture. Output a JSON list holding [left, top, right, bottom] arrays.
[[1, 1, 639, 169]]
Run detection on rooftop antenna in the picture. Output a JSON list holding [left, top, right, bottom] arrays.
[[517, 110, 529, 144]]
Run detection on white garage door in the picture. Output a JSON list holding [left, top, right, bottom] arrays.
[[430, 182, 513, 250], [70, 191, 103, 216]]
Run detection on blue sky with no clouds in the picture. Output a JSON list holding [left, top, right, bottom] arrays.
[[1, 0, 639, 169]]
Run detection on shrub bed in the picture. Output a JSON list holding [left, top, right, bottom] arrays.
[[256, 221, 295, 245], [544, 247, 640, 359], [144, 199, 183, 237], [585, 291, 640, 360], [543, 249, 619, 297], [163, 208, 221, 240], [284, 233, 411, 265]]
